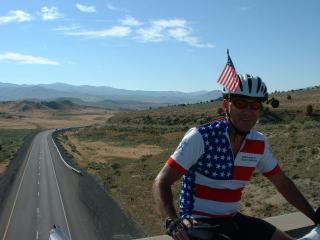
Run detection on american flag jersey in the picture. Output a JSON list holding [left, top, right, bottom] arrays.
[[167, 118, 280, 219]]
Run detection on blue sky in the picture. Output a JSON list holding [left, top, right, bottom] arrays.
[[0, 0, 319, 92]]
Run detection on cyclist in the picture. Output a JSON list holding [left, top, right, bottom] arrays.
[[153, 74, 320, 240]]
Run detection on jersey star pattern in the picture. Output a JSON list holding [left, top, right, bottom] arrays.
[[167, 118, 280, 219]]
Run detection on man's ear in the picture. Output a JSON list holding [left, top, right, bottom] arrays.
[[223, 99, 229, 112]]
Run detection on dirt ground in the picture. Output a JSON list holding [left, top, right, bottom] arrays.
[[0, 162, 7, 175], [0, 106, 114, 129]]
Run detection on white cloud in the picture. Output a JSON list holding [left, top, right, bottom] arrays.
[[66, 26, 131, 38], [136, 18, 214, 48], [120, 15, 141, 26], [169, 28, 215, 48], [39, 6, 63, 21], [0, 52, 60, 65], [56, 15, 213, 48], [135, 19, 186, 42], [0, 10, 32, 24], [76, 3, 96, 13], [106, 4, 117, 11], [136, 18, 189, 42], [153, 19, 187, 28], [136, 25, 165, 42], [53, 24, 81, 31], [106, 3, 128, 13]]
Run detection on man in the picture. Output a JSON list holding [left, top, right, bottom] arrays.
[[153, 74, 320, 240]]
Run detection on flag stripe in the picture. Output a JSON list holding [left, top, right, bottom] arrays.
[[217, 53, 240, 92], [195, 184, 244, 202]]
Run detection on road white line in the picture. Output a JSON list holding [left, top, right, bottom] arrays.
[[47, 142, 73, 240], [38, 192, 39, 197], [1, 141, 35, 240], [37, 208, 40, 215]]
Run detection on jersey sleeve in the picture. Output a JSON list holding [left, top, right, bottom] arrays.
[[256, 139, 281, 177], [167, 127, 204, 174]]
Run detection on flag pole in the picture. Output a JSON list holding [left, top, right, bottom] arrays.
[[227, 49, 231, 100]]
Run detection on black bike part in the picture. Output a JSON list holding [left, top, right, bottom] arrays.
[[166, 219, 186, 237], [315, 207, 320, 225], [187, 221, 238, 240]]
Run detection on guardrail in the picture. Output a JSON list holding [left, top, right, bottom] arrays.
[[50, 131, 82, 175], [135, 211, 315, 239]]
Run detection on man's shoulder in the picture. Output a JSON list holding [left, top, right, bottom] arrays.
[[248, 129, 267, 141], [197, 117, 226, 132]]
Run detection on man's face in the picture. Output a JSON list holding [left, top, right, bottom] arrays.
[[223, 97, 262, 133]]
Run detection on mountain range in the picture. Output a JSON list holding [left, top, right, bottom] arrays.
[[0, 82, 221, 110]]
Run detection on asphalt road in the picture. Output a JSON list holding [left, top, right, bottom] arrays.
[[0, 130, 99, 240]]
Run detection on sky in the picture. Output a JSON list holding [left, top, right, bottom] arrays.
[[0, 0, 319, 93]]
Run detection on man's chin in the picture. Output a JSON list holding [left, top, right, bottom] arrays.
[[238, 124, 254, 133]]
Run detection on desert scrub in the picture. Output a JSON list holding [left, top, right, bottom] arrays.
[[0, 129, 35, 163]]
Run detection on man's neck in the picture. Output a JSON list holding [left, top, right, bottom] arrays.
[[229, 126, 246, 157]]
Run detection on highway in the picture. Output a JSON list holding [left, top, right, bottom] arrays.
[[0, 130, 98, 240]]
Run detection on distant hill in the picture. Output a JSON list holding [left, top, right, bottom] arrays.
[[0, 82, 221, 109], [6, 99, 78, 112]]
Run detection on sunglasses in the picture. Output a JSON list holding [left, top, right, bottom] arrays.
[[231, 99, 263, 110]]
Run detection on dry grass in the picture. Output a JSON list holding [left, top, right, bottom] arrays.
[[61, 131, 163, 162]]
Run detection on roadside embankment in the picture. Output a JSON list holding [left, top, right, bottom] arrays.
[[52, 129, 145, 240]]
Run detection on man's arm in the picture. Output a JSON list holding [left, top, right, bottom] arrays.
[[268, 170, 317, 223], [153, 163, 193, 240], [153, 163, 182, 220]]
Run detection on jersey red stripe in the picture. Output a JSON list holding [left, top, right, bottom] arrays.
[[195, 184, 244, 202], [240, 139, 265, 154], [167, 157, 187, 175], [233, 166, 255, 181], [263, 164, 281, 177]]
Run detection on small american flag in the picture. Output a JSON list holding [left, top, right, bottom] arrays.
[[217, 50, 240, 92]]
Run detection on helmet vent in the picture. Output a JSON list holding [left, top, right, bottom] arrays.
[[263, 86, 267, 94], [239, 76, 243, 91], [247, 77, 252, 93], [256, 77, 262, 93]]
